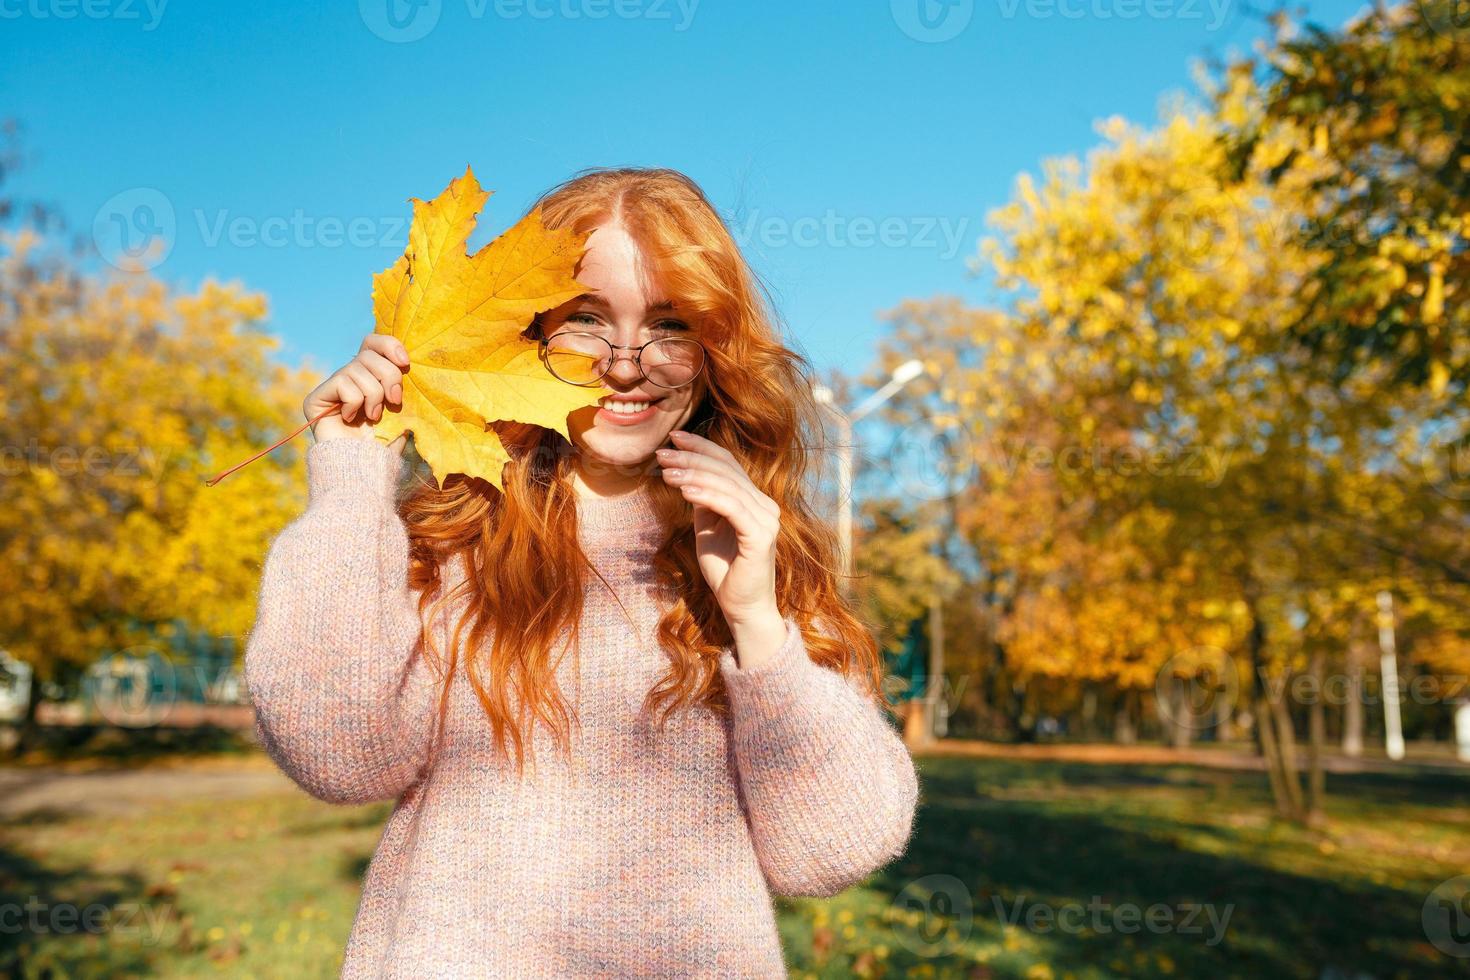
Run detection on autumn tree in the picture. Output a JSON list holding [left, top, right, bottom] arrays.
[[0, 231, 309, 745]]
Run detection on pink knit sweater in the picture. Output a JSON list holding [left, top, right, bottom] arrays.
[[244, 436, 920, 978]]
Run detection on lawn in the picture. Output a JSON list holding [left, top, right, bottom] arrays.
[[3, 750, 1468, 978]]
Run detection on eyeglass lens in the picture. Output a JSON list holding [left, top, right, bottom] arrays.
[[543, 333, 704, 388]]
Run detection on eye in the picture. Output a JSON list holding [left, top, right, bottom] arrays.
[[567, 312, 600, 327], [653, 318, 690, 332]]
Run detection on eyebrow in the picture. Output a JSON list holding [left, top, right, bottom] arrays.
[[572, 294, 680, 314]]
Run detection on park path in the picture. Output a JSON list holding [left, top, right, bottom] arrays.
[[3, 740, 1463, 823], [924, 739, 1470, 775], [0, 760, 297, 820]]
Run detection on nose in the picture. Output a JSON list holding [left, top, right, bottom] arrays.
[[602, 348, 644, 389]]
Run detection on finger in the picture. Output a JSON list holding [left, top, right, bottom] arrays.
[[667, 470, 777, 540], [357, 348, 404, 405], [662, 460, 768, 520], [335, 373, 367, 423], [343, 362, 385, 421], [659, 446, 779, 517], [362, 333, 410, 368], [669, 429, 739, 467], [677, 480, 773, 544]]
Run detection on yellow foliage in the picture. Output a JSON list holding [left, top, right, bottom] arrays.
[[371, 168, 605, 489]]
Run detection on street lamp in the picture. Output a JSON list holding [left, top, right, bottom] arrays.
[[812, 358, 925, 596]]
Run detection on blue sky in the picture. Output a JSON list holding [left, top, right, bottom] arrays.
[[5, 0, 1365, 382]]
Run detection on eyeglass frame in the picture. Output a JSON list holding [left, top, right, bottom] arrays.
[[536, 330, 708, 390]]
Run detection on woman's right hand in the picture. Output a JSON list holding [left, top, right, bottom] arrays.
[[304, 334, 410, 452]]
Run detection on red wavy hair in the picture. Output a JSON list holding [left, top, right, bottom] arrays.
[[399, 167, 888, 772]]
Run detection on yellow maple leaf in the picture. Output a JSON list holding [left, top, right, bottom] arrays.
[[371, 167, 604, 489]]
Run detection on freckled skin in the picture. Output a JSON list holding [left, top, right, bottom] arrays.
[[543, 221, 707, 500]]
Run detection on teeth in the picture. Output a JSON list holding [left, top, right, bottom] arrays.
[[603, 400, 652, 415]]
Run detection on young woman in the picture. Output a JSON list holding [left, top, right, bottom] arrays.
[[245, 168, 920, 977]]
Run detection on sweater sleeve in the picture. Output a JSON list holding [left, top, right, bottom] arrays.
[[718, 617, 920, 898], [244, 437, 441, 805]]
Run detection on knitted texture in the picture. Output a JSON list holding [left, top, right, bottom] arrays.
[[244, 436, 921, 978]]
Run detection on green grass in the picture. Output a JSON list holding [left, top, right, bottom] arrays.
[[3, 753, 1468, 978]]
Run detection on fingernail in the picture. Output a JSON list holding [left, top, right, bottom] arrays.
[[390, 384, 402, 402], [655, 448, 674, 458], [664, 468, 684, 479]]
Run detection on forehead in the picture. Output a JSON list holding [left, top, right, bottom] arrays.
[[574, 221, 673, 310]]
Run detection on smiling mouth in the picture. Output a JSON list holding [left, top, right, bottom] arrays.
[[598, 395, 663, 417]]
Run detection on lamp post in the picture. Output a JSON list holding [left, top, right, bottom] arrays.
[[812, 359, 925, 597], [814, 360, 932, 746]]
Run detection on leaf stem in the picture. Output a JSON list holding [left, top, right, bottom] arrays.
[[204, 405, 341, 487]]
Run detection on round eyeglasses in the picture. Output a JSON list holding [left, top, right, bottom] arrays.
[[538, 332, 707, 389]]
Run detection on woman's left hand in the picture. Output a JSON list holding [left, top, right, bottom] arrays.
[[656, 429, 781, 630]]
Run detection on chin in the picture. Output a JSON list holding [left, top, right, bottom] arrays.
[[579, 433, 663, 476]]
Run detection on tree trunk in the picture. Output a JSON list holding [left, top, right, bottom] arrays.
[[1114, 688, 1138, 746], [1342, 628, 1367, 758], [1081, 685, 1098, 740], [1247, 596, 1307, 823], [1306, 647, 1327, 822], [12, 673, 43, 757], [1166, 676, 1194, 749]]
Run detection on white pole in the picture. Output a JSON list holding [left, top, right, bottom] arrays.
[[834, 419, 854, 598], [1455, 700, 1470, 764], [1376, 590, 1406, 761], [814, 359, 924, 601]]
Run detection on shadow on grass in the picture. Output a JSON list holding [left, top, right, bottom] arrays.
[[0, 843, 170, 977], [866, 756, 1466, 979], [10, 724, 256, 769]]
